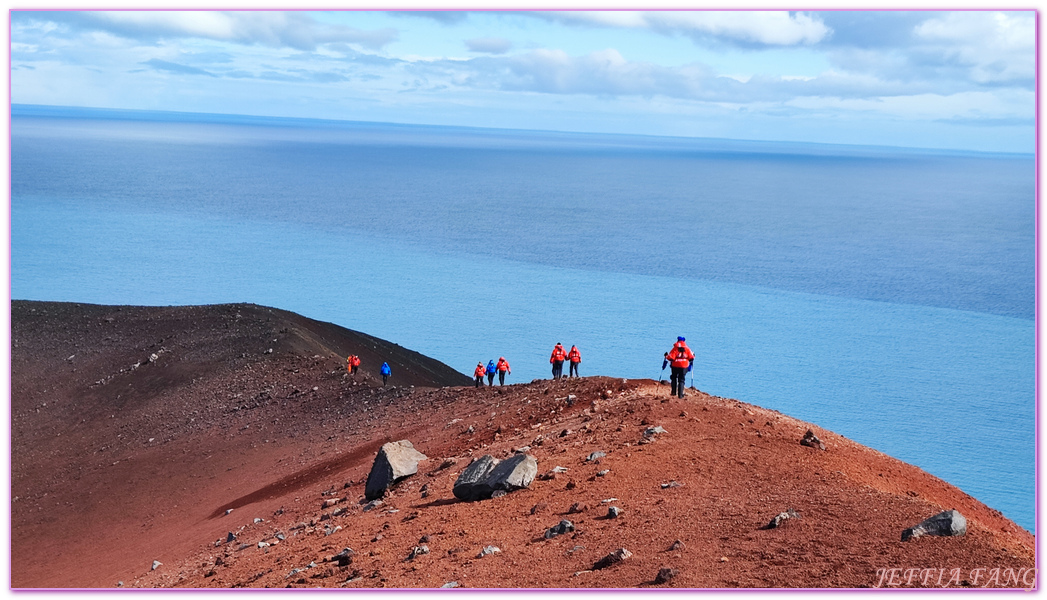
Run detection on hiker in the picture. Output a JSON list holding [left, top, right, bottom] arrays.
[[473, 362, 486, 388], [347, 354, 360, 376], [549, 343, 567, 379], [486, 360, 496, 386], [380, 362, 391, 386], [665, 336, 695, 399], [346, 355, 353, 374], [496, 356, 511, 386], [567, 345, 581, 377]]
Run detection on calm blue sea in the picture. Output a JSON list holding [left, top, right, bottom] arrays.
[[10, 105, 1035, 532]]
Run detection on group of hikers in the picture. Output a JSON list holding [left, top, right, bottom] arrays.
[[347, 336, 696, 397], [345, 354, 392, 386], [472, 357, 512, 387]]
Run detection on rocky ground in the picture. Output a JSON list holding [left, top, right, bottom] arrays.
[[10, 301, 1036, 589]]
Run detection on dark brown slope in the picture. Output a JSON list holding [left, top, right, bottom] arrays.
[[10, 302, 1034, 589], [10, 300, 469, 588]]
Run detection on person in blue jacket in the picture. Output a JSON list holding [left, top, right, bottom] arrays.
[[380, 362, 391, 386], [485, 360, 496, 386]]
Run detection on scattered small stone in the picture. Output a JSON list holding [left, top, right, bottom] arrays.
[[466, 425, 475, 434], [719, 556, 729, 563], [254, 518, 264, 523], [530, 503, 548, 515], [607, 506, 622, 519], [324, 525, 341, 536], [567, 394, 577, 405], [225, 509, 234, 516], [601, 498, 618, 504], [559, 429, 571, 438], [661, 481, 683, 489], [593, 548, 632, 570], [565, 481, 577, 490], [117, 582, 123, 587], [407, 545, 430, 561], [275, 532, 286, 541], [545, 519, 575, 539], [441, 582, 459, 588], [800, 429, 826, 451], [322, 498, 340, 508], [436, 458, 458, 470], [596, 469, 610, 477], [226, 532, 237, 543], [477, 545, 501, 558], [331, 548, 355, 567], [586, 451, 606, 462], [552, 466, 569, 473], [644, 426, 667, 437], [491, 490, 507, 498], [372, 534, 383, 542], [514, 446, 531, 453], [258, 541, 270, 548], [567, 545, 585, 555], [151, 560, 162, 571], [655, 567, 678, 584], [766, 508, 801, 529], [567, 502, 589, 514], [668, 540, 685, 551], [363, 500, 383, 512]]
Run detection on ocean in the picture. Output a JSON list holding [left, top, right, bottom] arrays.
[[10, 105, 1035, 532]]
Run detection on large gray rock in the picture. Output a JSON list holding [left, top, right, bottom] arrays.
[[453, 454, 537, 501], [488, 453, 538, 493], [364, 440, 428, 501], [453, 455, 500, 501], [902, 509, 967, 541]]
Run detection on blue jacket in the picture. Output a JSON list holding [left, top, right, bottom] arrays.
[[486, 361, 496, 374], [380, 362, 391, 376]]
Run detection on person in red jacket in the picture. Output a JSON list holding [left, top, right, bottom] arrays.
[[665, 336, 695, 398], [473, 362, 486, 388], [549, 343, 567, 379], [347, 355, 360, 376], [496, 356, 511, 386], [567, 345, 581, 377]]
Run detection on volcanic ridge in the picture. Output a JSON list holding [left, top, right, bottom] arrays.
[[10, 301, 1035, 589]]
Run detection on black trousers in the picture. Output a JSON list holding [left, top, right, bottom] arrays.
[[552, 360, 563, 379], [569, 362, 579, 377], [498, 371, 506, 385], [382, 374, 388, 386], [475, 376, 483, 388], [487, 373, 495, 385], [670, 366, 688, 398]]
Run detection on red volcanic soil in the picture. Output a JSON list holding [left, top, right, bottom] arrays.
[[11, 301, 1035, 589]]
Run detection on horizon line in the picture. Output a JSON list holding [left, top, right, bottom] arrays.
[[11, 102, 1033, 159]]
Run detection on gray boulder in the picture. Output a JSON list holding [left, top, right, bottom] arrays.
[[365, 440, 427, 501], [902, 509, 967, 541], [453, 454, 537, 501], [489, 453, 538, 493], [453, 455, 500, 501]]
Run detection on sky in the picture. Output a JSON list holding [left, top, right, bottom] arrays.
[[8, 9, 1038, 153]]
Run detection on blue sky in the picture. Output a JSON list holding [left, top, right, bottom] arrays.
[[9, 9, 1037, 152]]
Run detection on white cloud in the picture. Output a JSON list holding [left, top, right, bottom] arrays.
[[13, 11, 399, 51], [536, 11, 830, 46], [913, 11, 1034, 84]]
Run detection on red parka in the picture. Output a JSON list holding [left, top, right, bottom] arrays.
[[550, 344, 566, 363], [667, 342, 695, 368], [568, 346, 581, 363]]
